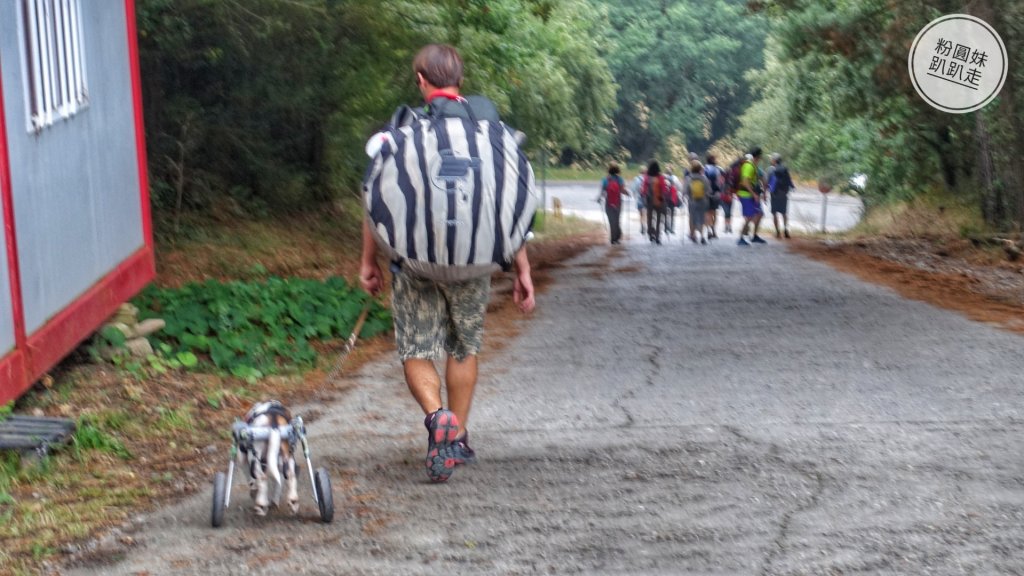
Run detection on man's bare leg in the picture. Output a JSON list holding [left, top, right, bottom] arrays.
[[404, 358, 443, 415], [446, 354, 478, 437]]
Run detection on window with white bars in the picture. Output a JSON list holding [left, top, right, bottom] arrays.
[[20, 0, 89, 132]]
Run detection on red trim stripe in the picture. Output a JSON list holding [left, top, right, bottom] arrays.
[[0, 58, 29, 366], [0, 351, 27, 403], [124, 0, 153, 251], [0, 245, 154, 404]]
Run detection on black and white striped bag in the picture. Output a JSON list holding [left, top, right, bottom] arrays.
[[362, 104, 539, 282]]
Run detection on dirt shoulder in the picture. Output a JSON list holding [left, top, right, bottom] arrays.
[[790, 235, 1024, 335]]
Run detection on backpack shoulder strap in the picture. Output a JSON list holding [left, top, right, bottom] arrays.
[[389, 105, 425, 129], [426, 95, 482, 129]]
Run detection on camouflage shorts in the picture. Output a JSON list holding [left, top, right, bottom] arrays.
[[391, 269, 491, 362]]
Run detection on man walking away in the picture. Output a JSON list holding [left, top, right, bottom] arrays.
[[360, 44, 536, 483], [704, 154, 724, 238], [665, 165, 682, 235], [736, 148, 767, 245], [767, 153, 795, 238], [686, 161, 711, 245], [721, 155, 738, 234], [597, 163, 629, 245], [631, 166, 648, 236], [643, 161, 669, 244]]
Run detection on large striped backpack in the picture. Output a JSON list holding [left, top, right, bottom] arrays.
[[362, 97, 539, 283]]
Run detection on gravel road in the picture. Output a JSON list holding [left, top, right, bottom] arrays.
[[65, 221, 1024, 575]]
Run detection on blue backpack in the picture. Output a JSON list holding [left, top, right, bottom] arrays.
[[770, 166, 793, 194], [704, 164, 722, 193]]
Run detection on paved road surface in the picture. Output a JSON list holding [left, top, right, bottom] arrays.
[[66, 214, 1024, 575]]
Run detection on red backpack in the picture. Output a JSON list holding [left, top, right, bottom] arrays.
[[669, 181, 681, 207], [644, 175, 668, 209], [604, 176, 623, 208], [723, 158, 744, 202]]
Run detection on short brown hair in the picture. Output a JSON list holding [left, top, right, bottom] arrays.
[[413, 44, 463, 89]]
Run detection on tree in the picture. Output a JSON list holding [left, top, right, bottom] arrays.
[[595, 0, 767, 161], [738, 0, 1023, 229], [137, 0, 618, 223]]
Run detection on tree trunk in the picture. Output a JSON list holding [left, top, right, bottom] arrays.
[[970, 0, 1024, 230], [975, 113, 1002, 225]]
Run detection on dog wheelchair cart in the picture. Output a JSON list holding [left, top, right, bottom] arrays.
[[211, 415, 334, 527]]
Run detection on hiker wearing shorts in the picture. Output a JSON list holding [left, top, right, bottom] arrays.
[[767, 153, 795, 238], [686, 161, 711, 245], [360, 44, 536, 483], [736, 147, 767, 246], [704, 154, 724, 238]]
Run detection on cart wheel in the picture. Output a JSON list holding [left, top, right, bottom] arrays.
[[314, 467, 334, 523], [211, 472, 227, 528]]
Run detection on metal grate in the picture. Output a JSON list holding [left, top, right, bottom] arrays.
[[0, 415, 76, 457]]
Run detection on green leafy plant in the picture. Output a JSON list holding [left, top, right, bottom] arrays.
[[133, 277, 390, 381], [87, 325, 130, 363]]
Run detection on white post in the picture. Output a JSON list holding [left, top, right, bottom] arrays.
[[818, 180, 833, 234]]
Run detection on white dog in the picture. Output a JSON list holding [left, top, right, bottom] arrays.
[[238, 401, 299, 516]]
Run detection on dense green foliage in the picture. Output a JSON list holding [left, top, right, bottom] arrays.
[[138, 0, 617, 218], [138, 0, 1022, 229], [738, 0, 1024, 226], [132, 277, 391, 379], [596, 0, 766, 160]]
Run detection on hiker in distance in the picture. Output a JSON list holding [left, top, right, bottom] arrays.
[[736, 148, 768, 245], [685, 160, 712, 245], [767, 153, 795, 238], [643, 161, 670, 245], [630, 165, 648, 236], [597, 163, 629, 245], [360, 44, 536, 483]]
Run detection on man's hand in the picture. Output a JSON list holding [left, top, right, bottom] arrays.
[[360, 218, 384, 296], [512, 247, 535, 314], [360, 259, 384, 296]]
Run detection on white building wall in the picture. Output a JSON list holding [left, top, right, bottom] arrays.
[[0, 2, 144, 333]]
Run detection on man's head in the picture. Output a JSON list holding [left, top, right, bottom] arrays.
[[413, 44, 463, 96], [749, 146, 763, 161], [770, 153, 782, 165], [608, 163, 621, 176], [705, 154, 717, 166], [690, 160, 703, 174], [647, 161, 661, 177]]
